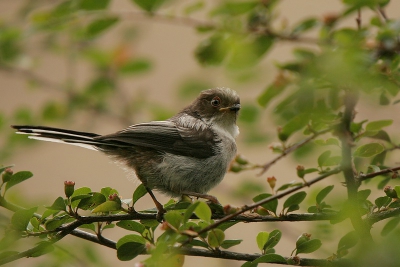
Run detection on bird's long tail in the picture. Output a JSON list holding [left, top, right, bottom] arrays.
[[12, 125, 108, 151]]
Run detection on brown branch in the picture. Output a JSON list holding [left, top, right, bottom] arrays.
[[365, 207, 400, 226], [70, 229, 352, 266], [197, 168, 341, 236], [377, 7, 389, 22], [339, 90, 372, 241], [356, 9, 361, 30], [358, 166, 400, 182], [259, 128, 331, 175]]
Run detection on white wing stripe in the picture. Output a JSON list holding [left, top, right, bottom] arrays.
[[17, 128, 95, 140]]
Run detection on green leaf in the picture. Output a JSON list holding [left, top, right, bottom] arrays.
[[183, 202, 200, 223], [208, 229, 225, 248], [227, 35, 274, 69], [276, 181, 303, 192], [78, 0, 110, 10], [77, 193, 106, 210], [5, 171, 33, 191], [116, 220, 145, 234], [30, 241, 54, 257], [278, 113, 309, 141], [263, 229, 282, 250], [256, 232, 269, 251], [195, 34, 230, 66], [258, 82, 287, 108], [132, 184, 148, 205], [252, 254, 286, 264], [283, 191, 307, 210], [337, 231, 358, 251], [381, 217, 400, 236], [85, 17, 119, 38], [357, 189, 371, 201], [116, 234, 146, 261], [318, 151, 331, 167], [71, 187, 91, 199], [221, 239, 242, 249], [316, 185, 334, 204], [30, 217, 40, 230], [296, 239, 322, 254], [91, 201, 121, 213], [241, 262, 257, 267], [45, 215, 72, 231], [365, 120, 393, 131], [368, 130, 391, 142], [164, 210, 183, 229], [47, 197, 66, 211], [353, 143, 385, 158], [314, 138, 340, 146], [41, 209, 61, 220], [375, 196, 391, 209], [11, 207, 37, 231], [292, 18, 318, 35], [190, 239, 209, 248], [253, 193, 278, 214], [394, 186, 400, 200], [131, 0, 167, 13], [286, 204, 300, 213], [217, 221, 238, 231], [194, 201, 211, 222], [119, 59, 152, 75]]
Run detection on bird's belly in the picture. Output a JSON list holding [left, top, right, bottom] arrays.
[[150, 145, 236, 196]]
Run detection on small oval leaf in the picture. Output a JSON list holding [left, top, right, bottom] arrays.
[[47, 197, 66, 211], [91, 201, 121, 213], [5, 171, 33, 191], [256, 231, 269, 251], [253, 253, 286, 264], [316, 185, 334, 204], [283, 191, 307, 209], [354, 143, 385, 158], [296, 239, 322, 254], [194, 201, 211, 222], [11, 207, 37, 231], [116, 234, 146, 261], [132, 184, 148, 205], [116, 220, 146, 234], [208, 229, 225, 248]]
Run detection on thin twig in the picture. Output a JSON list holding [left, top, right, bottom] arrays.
[[259, 128, 331, 175], [356, 9, 361, 30], [339, 90, 372, 241], [358, 166, 400, 182], [70, 230, 352, 266], [377, 7, 389, 22], [196, 168, 341, 236]]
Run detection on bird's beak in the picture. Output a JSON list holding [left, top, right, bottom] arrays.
[[219, 104, 241, 112]]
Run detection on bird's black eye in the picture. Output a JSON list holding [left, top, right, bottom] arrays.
[[211, 96, 221, 107]]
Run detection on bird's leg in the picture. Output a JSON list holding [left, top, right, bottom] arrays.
[[180, 191, 220, 205], [145, 187, 166, 221]]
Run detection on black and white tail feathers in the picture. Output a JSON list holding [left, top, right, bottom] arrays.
[[12, 125, 116, 151]]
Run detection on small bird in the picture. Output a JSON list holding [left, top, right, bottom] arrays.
[[12, 87, 240, 214]]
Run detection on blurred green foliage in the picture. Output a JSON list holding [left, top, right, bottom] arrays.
[[1, 0, 400, 266]]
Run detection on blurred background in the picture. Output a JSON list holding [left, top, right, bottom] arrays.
[[2, 0, 400, 266]]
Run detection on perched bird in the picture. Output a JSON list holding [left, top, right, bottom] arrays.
[[12, 87, 240, 214]]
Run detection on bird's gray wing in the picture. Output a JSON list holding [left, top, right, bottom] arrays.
[[95, 120, 218, 158]]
